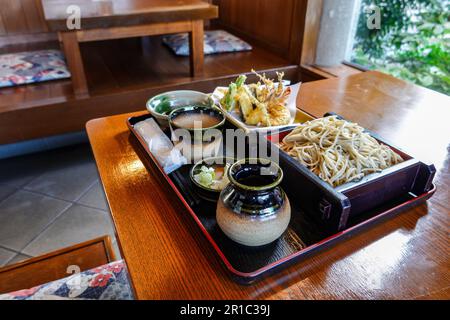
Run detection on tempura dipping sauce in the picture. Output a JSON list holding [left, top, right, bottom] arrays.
[[172, 112, 222, 129], [169, 105, 226, 143]]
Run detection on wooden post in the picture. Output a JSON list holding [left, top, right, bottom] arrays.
[[59, 31, 89, 98], [189, 20, 204, 77]]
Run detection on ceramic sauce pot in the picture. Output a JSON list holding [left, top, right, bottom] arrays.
[[216, 159, 291, 247]]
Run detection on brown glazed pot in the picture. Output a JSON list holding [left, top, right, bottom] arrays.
[[216, 159, 291, 247]]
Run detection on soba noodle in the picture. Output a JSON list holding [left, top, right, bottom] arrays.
[[281, 116, 403, 187]]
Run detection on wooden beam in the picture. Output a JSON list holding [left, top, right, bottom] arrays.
[[189, 20, 204, 77], [288, 0, 309, 65], [43, 4, 218, 32], [300, 0, 324, 66], [60, 31, 89, 98], [76, 20, 193, 42]]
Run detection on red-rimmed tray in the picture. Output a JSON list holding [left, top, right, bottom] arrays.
[[127, 112, 436, 284]]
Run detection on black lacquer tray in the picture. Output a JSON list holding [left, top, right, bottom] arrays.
[[127, 111, 436, 284]]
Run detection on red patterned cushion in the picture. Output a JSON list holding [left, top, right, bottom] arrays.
[[0, 50, 70, 88], [163, 30, 252, 56], [0, 260, 133, 300]]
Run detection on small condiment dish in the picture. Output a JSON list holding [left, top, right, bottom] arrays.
[[146, 90, 214, 126], [190, 157, 236, 202]]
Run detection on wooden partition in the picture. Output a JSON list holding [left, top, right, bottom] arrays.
[[212, 0, 307, 64], [0, 0, 56, 48], [0, 0, 48, 36], [0, 0, 48, 35]]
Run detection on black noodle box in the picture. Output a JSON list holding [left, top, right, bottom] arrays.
[[263, 111, 436, 232], [127, 111, 436, 283]]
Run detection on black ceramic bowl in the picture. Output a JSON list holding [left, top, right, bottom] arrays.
[[168, 105, 226, 144], [190, 157, 236, 202]]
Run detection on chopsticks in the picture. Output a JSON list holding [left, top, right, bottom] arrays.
[[170, 170, 202, 208]]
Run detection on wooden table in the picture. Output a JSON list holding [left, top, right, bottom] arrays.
[[86, 71, 450, 300], [41, 0, 218, 97]]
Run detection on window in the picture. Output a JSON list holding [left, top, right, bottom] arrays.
[[347, 0, 449, 95]]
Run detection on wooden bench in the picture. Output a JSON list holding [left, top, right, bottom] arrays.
[[0, 236, 116, 294]]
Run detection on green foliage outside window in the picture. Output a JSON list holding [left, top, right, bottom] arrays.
[[350, 0, 450, 95]]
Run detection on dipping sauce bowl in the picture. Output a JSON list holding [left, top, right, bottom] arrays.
[[169, 105, 226, 143]]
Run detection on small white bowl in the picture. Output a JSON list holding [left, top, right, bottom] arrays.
[[146, 90, 214, 126]]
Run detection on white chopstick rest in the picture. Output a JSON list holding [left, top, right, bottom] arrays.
[[135, 118, 188, 174]]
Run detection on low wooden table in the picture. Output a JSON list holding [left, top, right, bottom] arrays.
[[41, 0, 218, 97], [86, 71, 450, 300]]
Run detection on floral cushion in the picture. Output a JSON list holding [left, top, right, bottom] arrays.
[[163, 30, 252, 56], [0, 260, 133, 300], [0, 49, 71, 88]]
